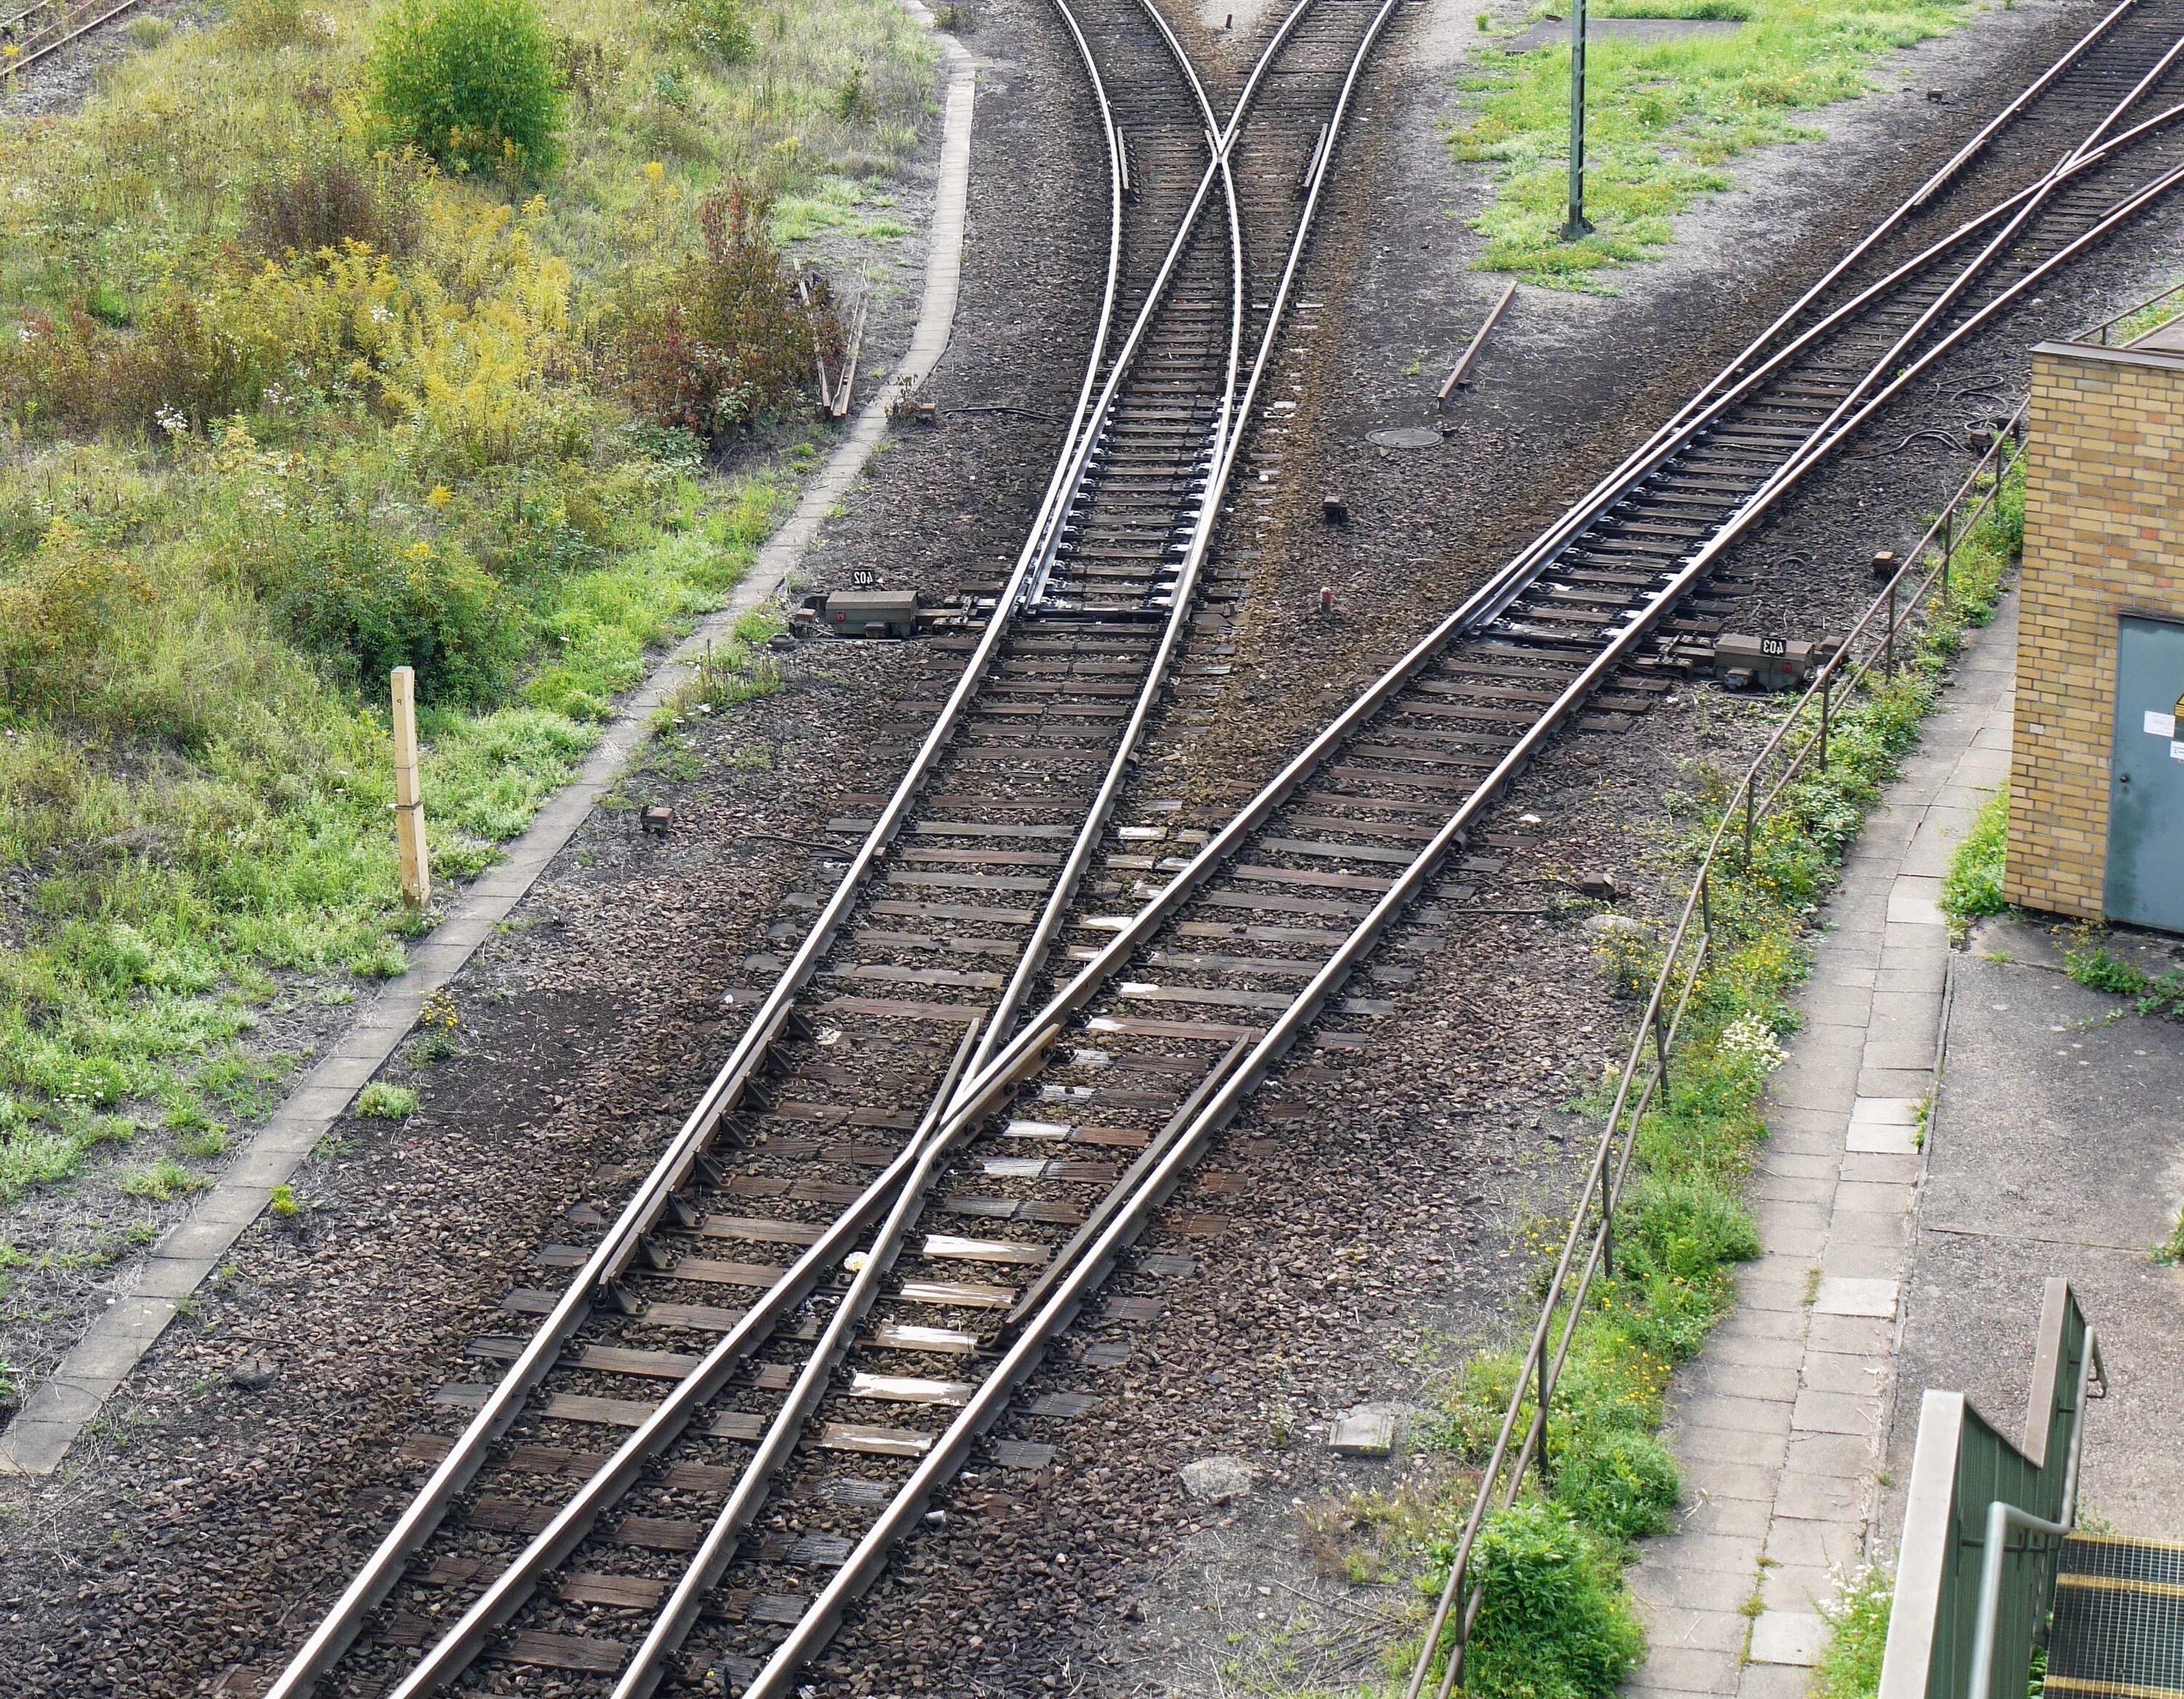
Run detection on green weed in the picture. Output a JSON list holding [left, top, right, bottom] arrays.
[[0, 0, 922, 1220], [116, 1157, 210, 1201], [1940, 789, 2010, 928], [1449, 0, 1976, 286], [2062, 935, 2184, 1017], [356, 1082, 418, 1120], [1814, 1567, 1893, 1699]]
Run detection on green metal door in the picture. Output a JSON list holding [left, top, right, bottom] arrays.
[[2105, 614, 2184, 932]]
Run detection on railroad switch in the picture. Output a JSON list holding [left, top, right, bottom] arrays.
[[1712, 633, 1835, 692], [800, 588, 970, 639]]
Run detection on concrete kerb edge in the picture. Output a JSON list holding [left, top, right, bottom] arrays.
[[1627, 598, 2020, 1692], [0, 21, 978, 1480]]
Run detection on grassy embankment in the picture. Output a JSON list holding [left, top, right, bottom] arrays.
[[1449, 0, 1977, 287], [1393, 467, 2024, 1699], [0, 0, 933, 1227]]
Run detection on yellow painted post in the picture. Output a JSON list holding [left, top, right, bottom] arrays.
[[390, 666, 430, 909]]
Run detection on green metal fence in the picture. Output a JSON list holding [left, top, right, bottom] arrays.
[[1880, 1279, 2105, 1699]]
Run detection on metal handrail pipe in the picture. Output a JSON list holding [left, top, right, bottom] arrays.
[[1404, 151, 2184, 1699], [1964, 1334, 2097, 1699]]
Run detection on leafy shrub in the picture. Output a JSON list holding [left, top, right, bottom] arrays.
[[1939, 791, 2009, 925], [1431, 1500, 1645, 1699], [614, 185, 840, 442], [668, 0, 753, 62], [243, 143, 430, 258], [0, 520, 154, 716], [356, 1082, 417, 1119], [1555, 1430, 1681, 1540], [269, 522, 527, 705], [367, 0, 563, 175]]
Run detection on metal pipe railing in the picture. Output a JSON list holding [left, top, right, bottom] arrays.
[[2081, 272, 2184, 344], [1404, 393, 2038, 1699]]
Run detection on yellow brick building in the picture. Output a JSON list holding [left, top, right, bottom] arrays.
[[2005, 337, 2184, 927]]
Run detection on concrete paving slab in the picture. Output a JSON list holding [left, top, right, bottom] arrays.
[[1880, 948, 2184, 1540], [1813, 1277, 1899, 1318], [1748, 1610, 1827, 1666], [1634, 1605, 1751, 1655], [1623, 598, 2023, 1674], [1630, 1645, 1743, 1695]]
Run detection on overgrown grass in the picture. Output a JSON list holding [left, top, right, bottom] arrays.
[[2061, 935, 2184, 1017], [1940, 789, 2010, 929], [1409, 469, 2020, 1698], [1449, 0, 1974, 287], [0, 0, 935, 1214], [1814, 1567, 1894, 1699]]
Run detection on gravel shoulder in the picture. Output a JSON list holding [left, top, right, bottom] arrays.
[[4, 0, 2184, 1692]]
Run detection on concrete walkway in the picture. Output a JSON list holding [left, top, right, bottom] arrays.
[[1623, 595, 2020, 1699], [0, 17, 978, 1478], [1879, 914, 2184, 1534]]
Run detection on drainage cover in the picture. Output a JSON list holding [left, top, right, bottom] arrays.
[[1367, 425, 1444, 450]]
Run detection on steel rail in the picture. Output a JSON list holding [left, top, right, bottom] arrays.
[[1401, 147, 2184, 1699], [724, 6, 1412, 1690], [783, 46, 2184, 1259], [822, 86, 2184, 1172], [977, 0, 1347, 1066], [1429, 0, 2160, 611], [5, 0, 142, 73], [253, 5, 2183, 1690], [264, 0, 1289, 1689], [1783, 26, 2184, 473], [1419, 408, 2033, 1698], [369, 1027, 984, 1699], [1447, 87, 2184, 633], [1016, 0, 1233, 613], [604, 1018, 992, 1699], [1909, 0, 2141, 208], [254, 4, 1144, 1689]]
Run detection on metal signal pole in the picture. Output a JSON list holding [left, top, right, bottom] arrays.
[[1562, 0, 1593, 239]]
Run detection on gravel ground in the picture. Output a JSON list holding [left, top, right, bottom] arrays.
[[5, 0, 2184, 1692]]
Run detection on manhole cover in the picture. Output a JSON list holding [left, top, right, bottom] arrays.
[[1366, 425, 1444, 450]]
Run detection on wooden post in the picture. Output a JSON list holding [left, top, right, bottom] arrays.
[[391, 666, 430, 909]]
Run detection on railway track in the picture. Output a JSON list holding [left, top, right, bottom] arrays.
[[252, 2, 1401, 1696], [248, 0, 2184, 1694], [0, 0, 147, 75]]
